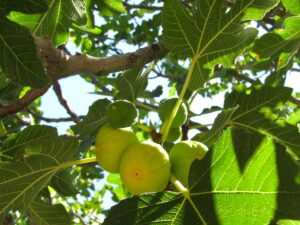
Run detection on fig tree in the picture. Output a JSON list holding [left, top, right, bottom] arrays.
[[120, 141, 171, 195], [95, 124, 139, 173], [169, 140, 208, 187]]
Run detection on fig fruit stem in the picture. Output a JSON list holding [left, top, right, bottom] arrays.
[[161, 58, 197, 142], [170, 174, 189, 198], [135, 122, 152, 133], [135, 101, 158, 112], [59, 156, 98, 169]]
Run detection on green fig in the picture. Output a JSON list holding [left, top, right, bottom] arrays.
[[158, 97, 188, 128], [165, 127, 181, 142], [95, 124, 139, 173], [106, 100, 138, 128], [169, 140, 208, 187], [120, 141, 171, 195]]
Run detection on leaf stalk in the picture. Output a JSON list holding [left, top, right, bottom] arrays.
[[161, 58, 197, 141]]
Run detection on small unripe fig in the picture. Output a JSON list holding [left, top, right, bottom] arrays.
[[95, 124, 139, 173], [169, 140, 208, 187], [106, 100, 137, 128], [120, 141, 171, 195], [158, 97, 188, 128], [165, 127, 181, 142]]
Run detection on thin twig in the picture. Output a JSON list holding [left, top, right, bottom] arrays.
[[52, 81, 80, 123], [87, 73, 111, 93], [27, 109, 83, 123]]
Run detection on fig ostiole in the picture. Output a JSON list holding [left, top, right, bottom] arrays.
[[95, 124, 139, 173], [169, 140, 208, 187], [120, 141, 171, 195]]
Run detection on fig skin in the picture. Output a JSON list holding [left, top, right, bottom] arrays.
[[120, 141, 171, 195], [169, 140, 208, 187], [158, 97, 188, 128], [107, 100, 137, 128], [95, 124, 139, 173]]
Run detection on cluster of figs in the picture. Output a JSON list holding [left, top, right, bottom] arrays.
[[95, 98, 208, 195]]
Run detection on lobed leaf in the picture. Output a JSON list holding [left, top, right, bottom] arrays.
[[193, 107, 238, 147], [8, 0, 86, 45], [116, 64, 152, 101], [162, 0, 280, 90], [28, 199, 70, 225], [0, 125, 57, 160], [253, 16, 300, 68], [225, 86, 300, 157], [0, 0, 48, 15], [103, 129, 300, 224], [282, 0, 300, 15], [0, 135, 78, 221], [50, 169, 78, 196], [0, 18, 49, 87]]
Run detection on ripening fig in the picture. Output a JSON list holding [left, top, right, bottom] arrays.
[[95, 124, 139, 173], [169, 140, 208, 187], [120, 141, 171, 195]]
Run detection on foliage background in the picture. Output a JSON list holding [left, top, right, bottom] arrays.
[[0, 0, 300, 224]]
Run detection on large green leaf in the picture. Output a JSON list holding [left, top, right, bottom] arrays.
[[253, 16, 300, 68], [116, 64, 153, 101], [0, 125, 57, 160], [28, 199, 70, 225], [193, 107, 238, 147], [162, 0, 279, 89], [102, 0, 126, 14], [8, 0, 86, 45], [103, 129, 300, 224], [72, 99, 111, 138], [50, 169, 78, 196], [0, 126, 79, 221], [225, 86, 300, 157], [282, 0, 300, 15], [0, 74, 20, 104], [0, 0, 48, 15], [0, 18, 49, 87]]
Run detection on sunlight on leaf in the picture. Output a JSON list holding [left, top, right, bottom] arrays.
[[162, 0, 279, 90], [103, 128, 300, 224]]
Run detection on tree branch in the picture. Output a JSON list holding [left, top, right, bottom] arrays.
[[34, 36, 169, 80], [0, 37, 168, 120], [0, 86, 50, 119]]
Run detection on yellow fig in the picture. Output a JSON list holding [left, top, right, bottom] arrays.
[[169, 140, 208, 187], [120, 141, 171, 195], [95, 124, 139, 173]]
